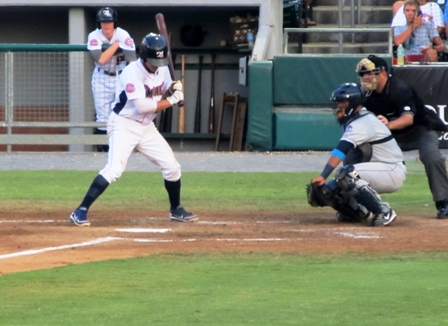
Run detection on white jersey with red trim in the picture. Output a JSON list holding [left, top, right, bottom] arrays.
[[112, 60, 172, 124], [87, 27, 135, 72]]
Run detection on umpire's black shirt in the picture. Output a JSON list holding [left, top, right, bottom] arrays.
[[363, 75, 428, 136]]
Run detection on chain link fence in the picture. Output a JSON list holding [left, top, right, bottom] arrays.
[[0, 44, 104, 152]]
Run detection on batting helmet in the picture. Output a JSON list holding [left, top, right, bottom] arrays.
[[96, 7, 118, 29], [330, 83, 366, 126], [139, 33, 169, 67]]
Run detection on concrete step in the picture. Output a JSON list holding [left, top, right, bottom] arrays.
[[284, 1, 393, 56], [295, 42, 390, 54], [312, 6, 392, 25], [314, 0, 393, 7], [290, 24, 391, 43]]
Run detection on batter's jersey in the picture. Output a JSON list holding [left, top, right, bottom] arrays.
[[341, 108, 404, 164], [111, 60, 172, 124], [87, 27, 136, 73]]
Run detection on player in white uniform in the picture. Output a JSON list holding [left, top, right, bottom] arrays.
[[310, 83, 406, 226], [88, 7, 137, 152], [70, 33, 197, 226]]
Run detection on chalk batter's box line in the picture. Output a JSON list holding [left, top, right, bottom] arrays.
[[0, 230, 382, 260]]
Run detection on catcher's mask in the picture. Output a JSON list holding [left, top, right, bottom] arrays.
[[330, 83, 365, 126], [356, 55, 388, 91]]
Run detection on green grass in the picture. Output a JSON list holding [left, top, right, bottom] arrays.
[[2, 253, 448, 325], [0, 170, 435, 213], [0, 169, 443, 325]]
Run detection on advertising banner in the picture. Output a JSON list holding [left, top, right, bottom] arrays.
[[392, 65, 448, 148]]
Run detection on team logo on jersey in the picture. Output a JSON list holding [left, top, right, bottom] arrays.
[[126, 83, 135, 93], [90, 39, 99, 46], [144, 83, 164, 98], [125, 37, 134, 48], [156, 51, 165, 59], [345, 125, 354, 134]]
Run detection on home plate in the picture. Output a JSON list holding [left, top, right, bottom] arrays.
[[115, 228, 171, 233]]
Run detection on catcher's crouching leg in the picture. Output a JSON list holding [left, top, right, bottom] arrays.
[[324, 179, 371, 223], [335, 165, 396, 226]]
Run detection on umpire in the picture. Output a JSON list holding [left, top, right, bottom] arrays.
[[355, 55, 448, 219]]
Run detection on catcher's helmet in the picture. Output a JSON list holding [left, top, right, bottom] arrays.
[[139, 33, 170, 67], [97, 7, 117, 29], [330, 83, 365, 125]]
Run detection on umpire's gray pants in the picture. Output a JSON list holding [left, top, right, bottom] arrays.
[[395, 125, 448, 204]]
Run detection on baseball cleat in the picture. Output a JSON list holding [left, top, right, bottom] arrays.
[[437, 205, 448, 219], [372, 209, 397, 226], [170, 206, 198, 223], [70, 208, 91, 227]]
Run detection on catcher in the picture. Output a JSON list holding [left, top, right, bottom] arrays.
[[306, 83, 407, 226]]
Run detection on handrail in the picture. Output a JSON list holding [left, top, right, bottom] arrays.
[[0, 44, 88, 52], [283, 27, 393, 55]]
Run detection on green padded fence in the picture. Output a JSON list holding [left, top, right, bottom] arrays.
[[247, 61, 274, 152], [273, 55, 364, 105], [247, 55, 393, 152]]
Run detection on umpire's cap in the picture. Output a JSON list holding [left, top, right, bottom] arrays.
[[356, 55, 388, 76]]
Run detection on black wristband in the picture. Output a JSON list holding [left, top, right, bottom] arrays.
[[320, 163, 334, 179]]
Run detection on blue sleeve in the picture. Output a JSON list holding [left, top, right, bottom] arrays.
[[332, 140, 355, 159]]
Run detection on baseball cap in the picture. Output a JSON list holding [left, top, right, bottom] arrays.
[[356, 55, 388, 76]]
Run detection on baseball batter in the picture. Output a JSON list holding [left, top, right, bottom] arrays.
[[310, 83, 406, 226], [88, 7, 137, 152], [70, 33, 197, 226]]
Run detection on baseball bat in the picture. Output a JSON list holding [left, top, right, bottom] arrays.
[[155, 13, 182, 132], [178, 54, 186, 133], [194, 55, 204, 133], [155, 13, 175, 80], [208, 54, 216, 134]]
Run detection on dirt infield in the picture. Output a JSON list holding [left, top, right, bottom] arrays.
[[2, 150, 448, 275], [2, 209, 448, 275]]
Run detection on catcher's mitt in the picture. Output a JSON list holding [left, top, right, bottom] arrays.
[[306, 181, 330, 207]]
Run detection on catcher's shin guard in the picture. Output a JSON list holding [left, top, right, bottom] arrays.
[[335, 165, 359, 197], [323, 180, 370, 222], [333, 198, 371, 222], [354, 181, 390, 215]]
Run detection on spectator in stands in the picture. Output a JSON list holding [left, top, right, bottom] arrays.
[[394, 0, 446, 62], [301, 0, 317, 26], [392, 0, 444, 35]]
